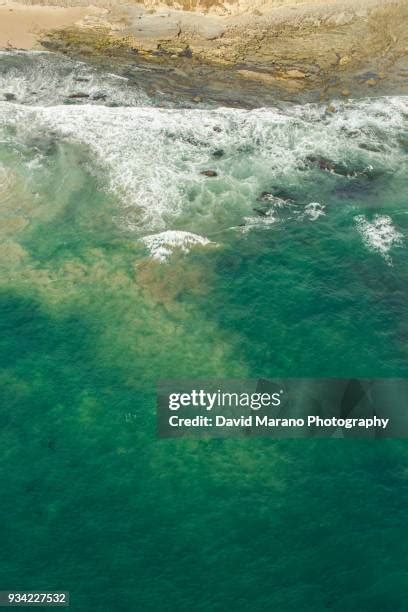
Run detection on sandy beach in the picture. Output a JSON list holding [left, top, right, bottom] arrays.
[[0, 1, 111, 49]]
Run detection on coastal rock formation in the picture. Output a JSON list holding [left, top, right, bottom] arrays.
[[1, 0, 407, 99]]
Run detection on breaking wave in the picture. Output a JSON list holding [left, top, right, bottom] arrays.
[[0, 71, 406, 264], [0, 52, 149, 107], [141, 230, 213, 262], [354, 214, 404, 264]]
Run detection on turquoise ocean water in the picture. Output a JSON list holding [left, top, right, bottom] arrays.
[[0, 51, 408, 610]]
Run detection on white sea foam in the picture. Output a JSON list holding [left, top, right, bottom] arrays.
[[259, 194, 292, 208], [303, 202, 326, 221], [241, 211, 277, 233], [0, 50, 51, 57], [0, 55, 148, 106], [354, 214, 403, 264], [0, 95, 406, 236], [141, 230, 212, 262], [241, 200, 325, 232]]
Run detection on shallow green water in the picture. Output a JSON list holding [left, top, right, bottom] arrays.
[[0, 51, 407, 611]]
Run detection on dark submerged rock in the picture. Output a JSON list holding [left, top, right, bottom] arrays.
[[253, 207, 268, 217], [258, 191, 275, 201], [358, 142, 384, 153], [305, 155, 381, 179], [306, 155, 337, 172], [91, 92, 108, 101], [28, 136, 57, 157], [212, 149, 224, 158], [200, 170, 218, 177]]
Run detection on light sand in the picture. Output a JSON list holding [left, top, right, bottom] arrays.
[[0, 1, 108, 49]]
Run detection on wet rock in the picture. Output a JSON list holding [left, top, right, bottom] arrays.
[[68, 92, 90, 99], [91, 92, 107, 101], [200, 170, 218, 177], [365, 78, 377, 87], [213, 126, 222, 133], [358, 142, 384, 153], [308, 157, 351, 177], [306, 155, 384, 180], [212, 149, 224, 158], [253, 207, 268, 217], [184, 135, 206, 147], [192, 95, 202, 103], [358, 166, 385, 180], [4, 93, 16, 101], [155, 44, 169, 57], [306, 155, 336, 172], [258, 191, 274, 201], [178, 46, 192, 58], [341, 89, 351, 97], [356, 71, 379, 82]]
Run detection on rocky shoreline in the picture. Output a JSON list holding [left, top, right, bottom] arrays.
[[1, 0, 407, 103]]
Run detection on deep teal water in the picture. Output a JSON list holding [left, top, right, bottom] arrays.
[[0, 51, 407, 611]]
